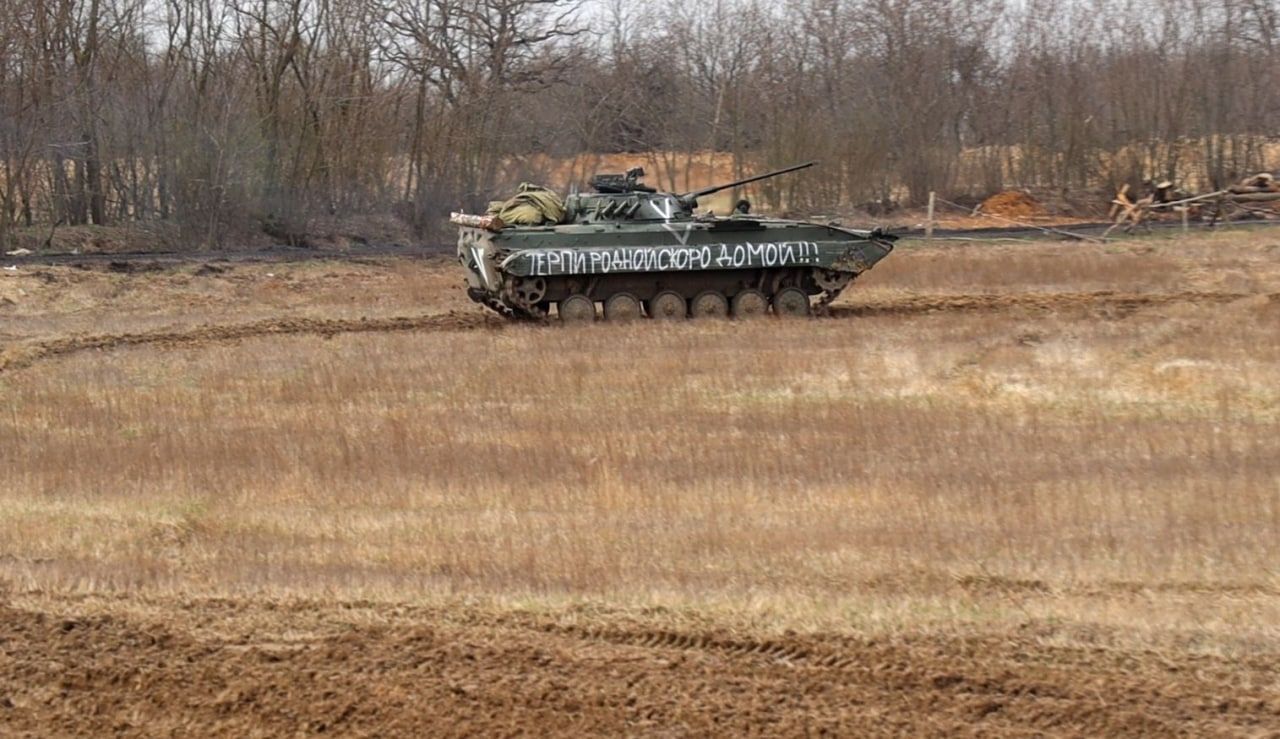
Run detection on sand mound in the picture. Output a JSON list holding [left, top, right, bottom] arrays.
[[980, 190, 1046, 218]]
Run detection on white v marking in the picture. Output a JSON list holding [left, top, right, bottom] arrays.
[[470, 246, 491, 289], [662, 222, 694, 246], [654, 199, 693, 246]]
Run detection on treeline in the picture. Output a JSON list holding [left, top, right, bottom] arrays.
[[2, 0, 1278, 246]]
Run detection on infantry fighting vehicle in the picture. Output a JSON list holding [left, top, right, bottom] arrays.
[[451, 162, 896, 321]]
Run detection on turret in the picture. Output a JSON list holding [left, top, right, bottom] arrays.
[[565, 161, 816, 225]]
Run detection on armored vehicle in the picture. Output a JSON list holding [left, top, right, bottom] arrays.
[[451, 162, 895, 321]]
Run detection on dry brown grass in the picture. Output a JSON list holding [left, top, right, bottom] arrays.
[[2, 231, 1279, 658]]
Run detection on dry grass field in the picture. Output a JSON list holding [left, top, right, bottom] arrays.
[[2, 230, 1279, 734]]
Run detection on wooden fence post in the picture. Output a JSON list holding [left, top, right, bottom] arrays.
[[926, 191, 936, 240]]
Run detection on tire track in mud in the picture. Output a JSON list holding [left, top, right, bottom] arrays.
[[832, 289, 1263, 318], [0, 310, 501, 373]]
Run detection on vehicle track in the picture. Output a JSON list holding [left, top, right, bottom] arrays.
[[537, 623, 830, 666], [833, 289, 1261, 317], [2, 599, 1276, 736], [4, 290, 1265, 373], [0, 311, 499, 373]]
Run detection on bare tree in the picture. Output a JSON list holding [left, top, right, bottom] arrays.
[[1, 0, 1277, 247]]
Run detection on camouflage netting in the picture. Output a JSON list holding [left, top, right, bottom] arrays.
[[487, 183, 566, 226]]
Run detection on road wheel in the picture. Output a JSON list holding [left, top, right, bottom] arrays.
[[813, 268, 852, 292], [603, 292, 642, 322], [731, 289, 769, 318], [510, 276, 548, 310], [558, 294, 596, 324], [690, 290, 730, 319], [647, 290, 687, 320], [772, 287, 810, 317]]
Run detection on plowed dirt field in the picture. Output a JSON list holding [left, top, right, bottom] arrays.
[[3, 596, 1277, 736]]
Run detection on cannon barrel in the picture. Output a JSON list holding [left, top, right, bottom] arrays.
[[680, 161, 816, 204]]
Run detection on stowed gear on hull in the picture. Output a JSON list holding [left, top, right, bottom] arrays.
[[453, 162, 896, 321]]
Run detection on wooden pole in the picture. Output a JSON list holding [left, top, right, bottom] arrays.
[[1181, 206, 1189, 237], [926, 191, 935, 240]]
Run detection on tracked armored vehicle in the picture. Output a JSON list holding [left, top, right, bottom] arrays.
[[452, 162, 896, 321]]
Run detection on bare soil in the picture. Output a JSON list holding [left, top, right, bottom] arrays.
[[3, 595, 1277, 737]]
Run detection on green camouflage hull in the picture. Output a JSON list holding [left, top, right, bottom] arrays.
[[456, 218, 895, 320]]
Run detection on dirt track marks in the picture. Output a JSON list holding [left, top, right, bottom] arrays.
[[0, 311, 499, 373], [2, 600, 1276, 737], [539, 621, 1280, 731], [2, 290, 1267, 374], [833, 289, 1261, 318], [539, 623, 832, 666]]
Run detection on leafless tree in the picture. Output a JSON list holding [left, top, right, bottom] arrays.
[[1, 0, 1277, 248]]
